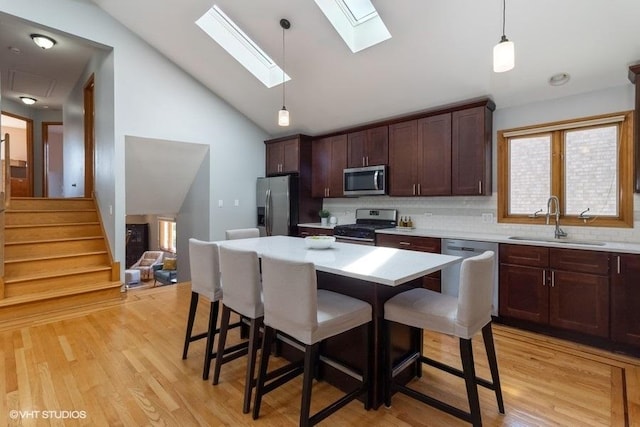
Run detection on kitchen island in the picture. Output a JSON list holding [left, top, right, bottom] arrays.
[[217, 235, 461, 408]]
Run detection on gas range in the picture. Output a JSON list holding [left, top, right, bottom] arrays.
[[333, 208, 397, 244]]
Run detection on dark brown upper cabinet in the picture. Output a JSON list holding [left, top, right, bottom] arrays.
[[347, 126, 389, 168]]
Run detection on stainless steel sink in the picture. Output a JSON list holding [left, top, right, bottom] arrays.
[[507, 236, 605, 246]]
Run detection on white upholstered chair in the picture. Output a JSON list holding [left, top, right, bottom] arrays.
[[225, 228, 260, 240], [213, 246, 263, 413], [130, 250, 164, 280], [253, 255, 372, 427], [384, 250, 504, 427]]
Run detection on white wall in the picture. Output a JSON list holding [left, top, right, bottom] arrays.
[[325, 84, 640, 244], [0, 0, 267, 278], [46, 124, 64, 197]]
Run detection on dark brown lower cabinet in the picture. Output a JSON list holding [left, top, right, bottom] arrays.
[[611, 253, 640, 346], [376, 234, 441, 292], [499, 244, 610, 338], [298, 226, 334, 237]]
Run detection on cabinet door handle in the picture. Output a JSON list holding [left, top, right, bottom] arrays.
[[418, 183, 421, 195], [366, 156, 369, 166], [617, 255, 621, 274], [478, 181, 482, 194], [399, 242, 411, 246], [551, 271, 555, 288], [412, 184, 416, 196], [542, 270, 546, 286], [362, 156, 366, 167]]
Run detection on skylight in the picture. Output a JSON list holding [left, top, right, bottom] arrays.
[[196, 5, 289, 88], [314, 0, 391, 53]]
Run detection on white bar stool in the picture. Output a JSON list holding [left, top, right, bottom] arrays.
[[384, 250, 504, 427], [225, 228, 260, 240], [253, 255, 373, 427], [213, 246, 263, 413], [182, 238, 241, 380]]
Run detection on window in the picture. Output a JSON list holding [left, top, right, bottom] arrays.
[[314, 0, 391, 53], [159, 218, 177, 253], [498, 111, 633, 228], [196, 5, 289, 88]]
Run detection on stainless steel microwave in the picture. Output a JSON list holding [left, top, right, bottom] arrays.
[[343, 165, 387, 196]]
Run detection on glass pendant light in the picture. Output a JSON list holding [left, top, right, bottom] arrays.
[[278, 19, 290, 126], [493, 0, 514, 73]]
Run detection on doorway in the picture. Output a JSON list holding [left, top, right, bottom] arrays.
[[1, 112, 34, 197]]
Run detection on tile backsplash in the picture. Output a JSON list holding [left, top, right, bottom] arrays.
[[323, 194, 640, 244]]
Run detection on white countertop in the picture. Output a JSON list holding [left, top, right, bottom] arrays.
[[217, 235, 461, 286], [376, 228, 640, 254]]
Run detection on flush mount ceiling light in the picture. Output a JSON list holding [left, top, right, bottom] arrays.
[[30, 34, 57, 50], [549, 72, 571, 86], [278, 18, 290, 127], [493, 0, 514, 73], [20, 96, 37, 105]]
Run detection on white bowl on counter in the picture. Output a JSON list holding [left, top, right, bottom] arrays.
[[304, 235, 336, 249]]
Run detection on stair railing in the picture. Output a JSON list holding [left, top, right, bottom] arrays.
[[2, 132, 10, 210], [1, 133, 7, 295]]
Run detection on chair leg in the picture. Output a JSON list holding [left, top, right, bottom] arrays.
[[363, 321, 372, 410], [242, 317, 261, 414], [182, 292, 199, 360], [460, 338, 482, 427], [202, 300, 219, 380], [300, 342, 319, 427], [213, 305, 231, 385], [384, 320, 393, 408], [253, 325, 275, 420], [482, 323, 505, 414]]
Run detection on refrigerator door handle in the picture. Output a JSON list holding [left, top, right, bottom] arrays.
[[265, 188, 272, 236], [286, 187, 290, 229]]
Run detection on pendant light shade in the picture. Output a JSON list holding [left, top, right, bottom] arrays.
[[278, 18, 291, 127], [278, 107, 290, 126], [493, 36, 514, 73], [493, 0, 514, 73]]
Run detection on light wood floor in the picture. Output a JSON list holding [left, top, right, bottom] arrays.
[[1, 282, 639, 426]]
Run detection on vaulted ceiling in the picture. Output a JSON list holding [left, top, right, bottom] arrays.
[[2, 1, 640, 138], [88, 0, 640, 137]]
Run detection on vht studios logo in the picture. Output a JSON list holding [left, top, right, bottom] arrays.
[[9, 410, 87, 420]]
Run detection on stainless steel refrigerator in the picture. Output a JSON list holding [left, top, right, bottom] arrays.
[[257, 175, 299, 236]]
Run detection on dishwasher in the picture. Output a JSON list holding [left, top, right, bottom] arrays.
[[441, 239, 499, 316]]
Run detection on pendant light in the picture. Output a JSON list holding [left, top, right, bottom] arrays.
[[278, 18, 290, 127], [493, 0, 514, 73]]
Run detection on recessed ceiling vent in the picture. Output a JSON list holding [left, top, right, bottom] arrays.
[[9, 69, 56, 97]]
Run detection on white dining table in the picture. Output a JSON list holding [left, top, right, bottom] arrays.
[[216, 235, 463, 408]]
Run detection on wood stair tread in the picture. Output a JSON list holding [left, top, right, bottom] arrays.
[[7, 208, 96, 212], [5, 221, 100, 229], [0, 280, 122, 308], [4, 250, 108, 264], [4, 265, 114, 284], [5, 236, 103, 246]]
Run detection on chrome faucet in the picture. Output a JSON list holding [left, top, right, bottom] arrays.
[[546, 196, 567, 239]]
